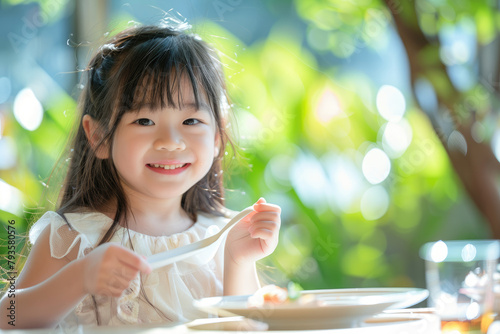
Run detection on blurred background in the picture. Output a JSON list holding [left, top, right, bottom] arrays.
[[0, 0, 498, 291]]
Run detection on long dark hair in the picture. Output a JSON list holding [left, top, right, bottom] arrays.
[[59, 25, 230, 231], [57, 25, 233, 324]]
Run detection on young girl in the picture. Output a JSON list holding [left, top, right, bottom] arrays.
[[0, 24, 281, 329]]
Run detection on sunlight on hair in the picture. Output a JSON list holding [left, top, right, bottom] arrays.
[[0, 179, 22, 215], [381, 119, 412, 158], [376, 85, 406, 122], [157, 8, 192, 32], [360, 185, 389, 220], [13, 88, 43, 131], [362, 148, 391, 184]]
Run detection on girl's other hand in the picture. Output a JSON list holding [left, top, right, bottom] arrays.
[[225, 198, 281, 266], [81, 243, 152, 298]]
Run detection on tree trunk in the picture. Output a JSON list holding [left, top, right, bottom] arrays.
[[383, 0, 500, 238]]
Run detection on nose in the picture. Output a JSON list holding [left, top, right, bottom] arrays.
[[153, 129, 186, 151]]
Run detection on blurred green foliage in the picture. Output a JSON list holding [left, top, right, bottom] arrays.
[[0, 0, 491, 290], [1, 0, 67, 22]]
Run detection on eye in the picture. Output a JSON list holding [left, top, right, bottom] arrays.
[[134, 118, 155, 126], [183, 118, 202, 125]]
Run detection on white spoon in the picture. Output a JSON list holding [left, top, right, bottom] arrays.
[[147, 207, 254, 270]]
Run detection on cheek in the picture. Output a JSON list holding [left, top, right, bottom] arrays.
[[190, 135, 217, 174], [196, 134, 217, 158], [111, 131, 144, 169]]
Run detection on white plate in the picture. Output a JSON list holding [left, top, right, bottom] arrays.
[[194, 288, 429, 330]]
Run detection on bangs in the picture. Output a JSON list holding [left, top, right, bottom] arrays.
[[115, 34, 221, 114]]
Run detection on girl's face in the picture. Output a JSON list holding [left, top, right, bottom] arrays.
[[111, 77, 219, 202]]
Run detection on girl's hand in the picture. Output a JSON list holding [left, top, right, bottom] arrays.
[[225, 198, 281, 266], [81, 243, 152, 298]]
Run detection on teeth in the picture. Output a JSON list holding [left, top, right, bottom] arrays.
[[150, 163, 185, 170]]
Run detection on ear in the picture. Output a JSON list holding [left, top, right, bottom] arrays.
[[214, 132, 221, 157], [82, 114, 109, 159]]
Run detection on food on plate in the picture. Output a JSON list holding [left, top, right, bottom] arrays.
[[247, 283, 321, 307]]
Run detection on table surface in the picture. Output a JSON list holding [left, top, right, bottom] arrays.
[[4, 309, 446, 334]]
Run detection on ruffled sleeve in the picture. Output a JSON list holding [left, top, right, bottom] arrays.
[[29, 211, 111, 260]]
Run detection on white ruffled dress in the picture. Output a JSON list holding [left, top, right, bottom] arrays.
[[29, 210, 231, 328]]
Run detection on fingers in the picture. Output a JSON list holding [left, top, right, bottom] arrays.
[[113, 266, 139, 280], [248, 221, 280, 239], [89, 267, 138, 298], [247, 203, 281, 240], [84, 244, 152, 297], [255, 197, 266, 205], [99, 243, 151, 274], [116, 248, 152, 274], [97, 262, 140, 297], [253, 198, 281, 213], [249, 210, 281, 223]]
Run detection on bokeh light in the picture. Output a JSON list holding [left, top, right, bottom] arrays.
[[360, 185, 389, 220], [491, 129, 500, 162], [430, 240, 448, 262], [0, 136, 17, 169], [381, 120, 413, 158], [315, 88, 344, 123], [264, 154, 293, 191], [447, 130, 467, 155], [290, 152, 330, 211], [13, 88, 44, 131], [0, 179, 22, 215], [414, 78, 438, 114], [0, 77, 11, 104], [234, 108, 261, 145], [438, 19, 476, 66], [362, 147, 391, 184], [376, 85, 406, 122], [465, 302, 480, 321], [461, 243, 476, 262], [323, 153, 364, 213], [1, 0, 496, 294]]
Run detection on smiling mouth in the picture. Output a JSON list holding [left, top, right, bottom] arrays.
[[147, 163, 188, 170]]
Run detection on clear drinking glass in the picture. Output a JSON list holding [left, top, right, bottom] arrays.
[[420, 240, 499, 334]]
